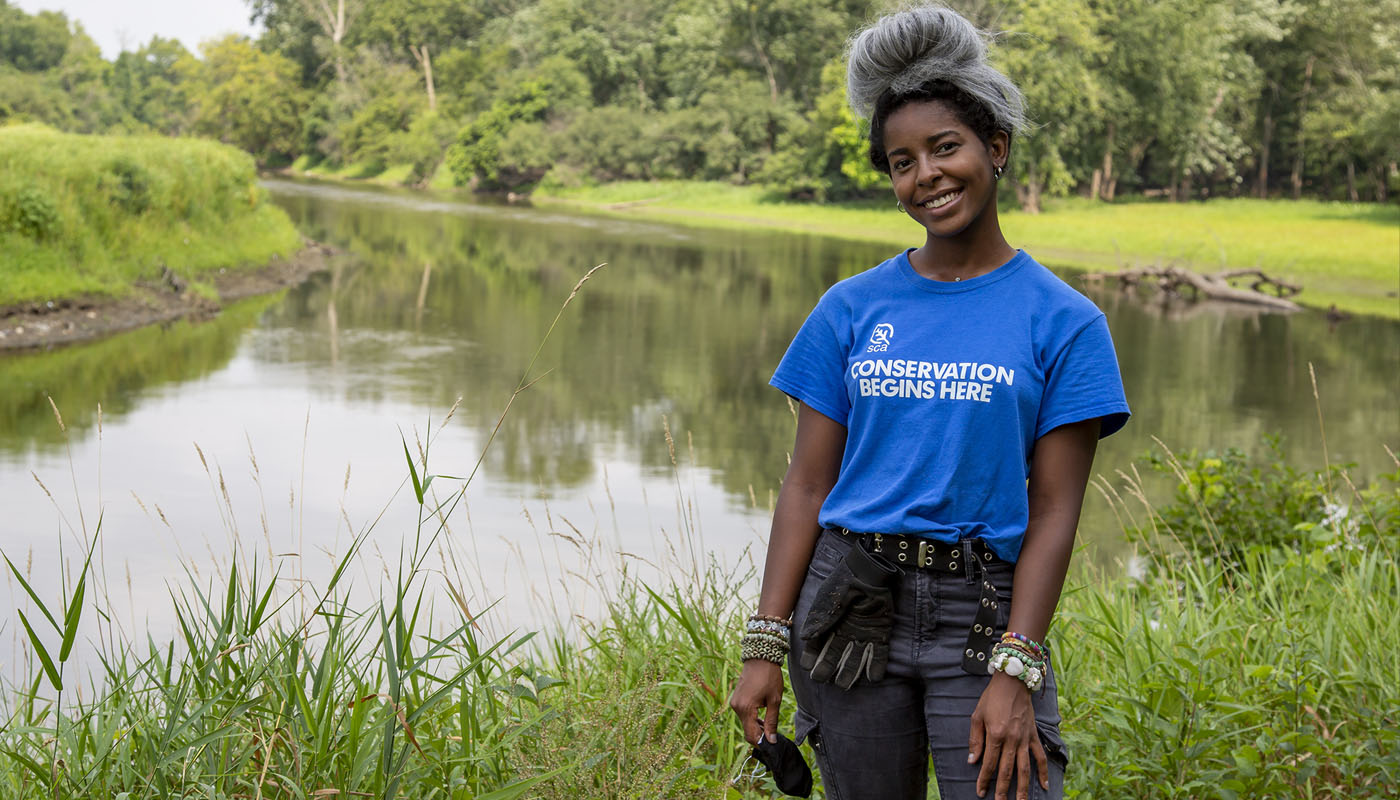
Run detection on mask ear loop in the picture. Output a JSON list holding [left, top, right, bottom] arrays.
[[731, 753, 768, 788]]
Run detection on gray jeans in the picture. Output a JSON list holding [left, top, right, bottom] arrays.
[[789, 532, 1067, 800]]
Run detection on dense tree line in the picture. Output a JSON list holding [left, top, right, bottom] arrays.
[[1, 0, 1395, 208]]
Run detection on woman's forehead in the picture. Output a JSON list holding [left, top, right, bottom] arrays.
[[884, 100, 970, 142]]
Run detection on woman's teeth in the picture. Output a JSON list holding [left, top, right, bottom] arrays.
[[922, 191, 961, 209]]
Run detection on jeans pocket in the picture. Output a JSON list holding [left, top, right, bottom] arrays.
[[1035, 719, 1070, 769], [795, 710, 845, 800]]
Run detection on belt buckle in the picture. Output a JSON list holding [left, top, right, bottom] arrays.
[[917, 540, 930, 569]]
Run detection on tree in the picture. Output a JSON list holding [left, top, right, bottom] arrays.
[[183, 36, 308, 164], [111, 37, 195, 135], [354, 0, 486, 111], [0, 4, 70, 73], [998, 0, 1106, 212]]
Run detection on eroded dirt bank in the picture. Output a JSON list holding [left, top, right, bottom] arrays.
[[0, 242, 335, 352]]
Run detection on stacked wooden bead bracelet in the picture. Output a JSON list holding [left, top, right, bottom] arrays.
[[740, 613, 792, 664]]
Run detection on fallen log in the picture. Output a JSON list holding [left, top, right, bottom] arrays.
[[1081, 264, 1302, 311]]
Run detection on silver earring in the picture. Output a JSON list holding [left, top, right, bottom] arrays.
[[993, 165, 1004, 180], [897, 201, 905, 212]]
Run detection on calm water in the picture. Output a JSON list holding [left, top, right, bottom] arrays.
[[2, 179, 1397, 646]]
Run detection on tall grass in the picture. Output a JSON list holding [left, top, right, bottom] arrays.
[[4, 426, 1396, 797], [0, 124, 303, 306]]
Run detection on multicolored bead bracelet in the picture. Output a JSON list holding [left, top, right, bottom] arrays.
[[987, 644, 1045, 691]]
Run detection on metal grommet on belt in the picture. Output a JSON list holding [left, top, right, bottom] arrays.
[[824, 528, 1004, 677]]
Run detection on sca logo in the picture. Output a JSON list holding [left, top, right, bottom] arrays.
[[866, 322, 894, 352]]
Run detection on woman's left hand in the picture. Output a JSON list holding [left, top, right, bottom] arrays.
[[968, 672, 1049, 800]]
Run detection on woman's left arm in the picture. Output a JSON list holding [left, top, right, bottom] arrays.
[[970, 417, 1101, 800]]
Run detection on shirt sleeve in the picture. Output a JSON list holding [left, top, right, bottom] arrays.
[[1035, 314, 1131, 440], [769, 298, 851, 426]]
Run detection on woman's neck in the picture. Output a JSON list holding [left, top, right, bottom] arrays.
[[910, 227, 1017, 283]]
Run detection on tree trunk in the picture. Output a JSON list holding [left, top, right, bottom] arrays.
[[1346, 159, 1358, 202], [1099, 121, 1116, 201], [746, 5, 779, 104], [1021, 161, 1042, 214], [309, 0, 350, 83], [410, 44, 436, 112], [1291, 55, 1315, 200], [1256, 83, 1275, 198], [1376, 165, 1390, 202], [1089, 168, 1102, 200]]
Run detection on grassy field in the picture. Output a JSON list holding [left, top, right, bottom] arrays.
[[538, 181, 1400, 319], [0, 125, 303, 307]]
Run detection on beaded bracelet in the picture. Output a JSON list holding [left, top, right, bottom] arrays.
[[1000, 631, 1049, 662], [749, 612, 794, 627], [741, 631, 789, 664], [987, 646, 1045, 692], [745, 619, 791, 638]]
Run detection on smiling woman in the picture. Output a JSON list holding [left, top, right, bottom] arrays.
[[727, 6, 1131, 800]]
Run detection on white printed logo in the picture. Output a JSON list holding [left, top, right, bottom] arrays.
[[866, 322, 894, 352]]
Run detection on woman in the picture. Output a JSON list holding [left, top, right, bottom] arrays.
[[728, 6, 1130, 800]]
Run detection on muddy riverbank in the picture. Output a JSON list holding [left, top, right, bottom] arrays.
[[0, 242, 334, 351]]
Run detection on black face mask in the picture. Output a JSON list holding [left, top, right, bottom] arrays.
[[752, 733, 813, 798]]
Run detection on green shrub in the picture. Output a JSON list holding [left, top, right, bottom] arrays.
[[1, 183, 60, 239], [0, 124, 302, 305], [1129, 436, 1397, 570], [99, 155, 152, 213]]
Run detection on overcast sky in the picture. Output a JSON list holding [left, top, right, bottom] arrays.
[[14, 0, 263, 59]]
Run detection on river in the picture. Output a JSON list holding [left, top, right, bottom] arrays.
[[1, 179, 1396, 647]]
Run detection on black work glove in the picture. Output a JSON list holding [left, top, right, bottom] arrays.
[[798, 543, 899, 690]]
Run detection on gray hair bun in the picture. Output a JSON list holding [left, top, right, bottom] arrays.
[[846, 4, 1025, 133]]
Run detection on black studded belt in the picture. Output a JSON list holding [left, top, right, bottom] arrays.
[[830, 527, 1004, 677]]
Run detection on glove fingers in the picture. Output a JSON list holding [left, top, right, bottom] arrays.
[[834, 642, 874, 691], [867, 643, 890, 683], [807, 635, 847, 684]]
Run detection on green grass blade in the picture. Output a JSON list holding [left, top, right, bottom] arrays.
[[402, 439, 424, 505], [18, 610, 61, 690], [475, 768, 570, 800], [59, 571, 86, 662], [4, 554, 59, 632]]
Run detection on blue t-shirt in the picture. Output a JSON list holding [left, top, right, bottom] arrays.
[[770, 249, 1130, 562]]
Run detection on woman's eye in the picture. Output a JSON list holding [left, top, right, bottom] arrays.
[[937, 142, 958, 154], [894, 159, 913, 170]]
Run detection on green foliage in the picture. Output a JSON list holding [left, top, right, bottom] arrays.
[[447, 80, 554, 190], [1129, 436, 1399, 569], [0, 4, 70, 72], [182, 35, 308, 165], [108, 37, 194, 136], [0, 124, 302, 305], [0, 183, 60, 240]]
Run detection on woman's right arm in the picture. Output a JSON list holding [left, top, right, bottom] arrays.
[[729, 402, 846, 745]]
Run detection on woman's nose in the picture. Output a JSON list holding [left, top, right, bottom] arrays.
[[916, 155, 941, 184]]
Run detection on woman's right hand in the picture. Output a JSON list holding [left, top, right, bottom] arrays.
[[729, 659, 786, 745]]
